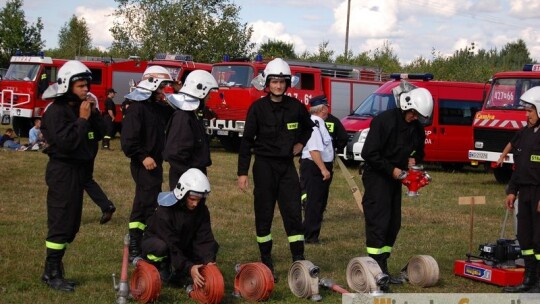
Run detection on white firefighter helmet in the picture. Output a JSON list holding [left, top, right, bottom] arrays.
[[180, 70, 218, 99], [398, 87, 434, 118], [520, 86, 540, 117], [157, 168, 211, 207], [251, 58, 299, 91], [42, 60, 92, 99], [137, 65, 173, 92]]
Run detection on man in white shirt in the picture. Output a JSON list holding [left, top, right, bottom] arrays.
[[300, 95, 334, 244]]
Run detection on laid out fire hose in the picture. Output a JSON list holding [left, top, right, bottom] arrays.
[[346, 257, 389, 293], [288, 260, 322, 301], [400, 255, 439, 287], [187, 264, 225, 304], [130, 258, 162, 303], [233, 262, 274, 301], [319, 278, 350, 294], [113, 234, 131, 304]]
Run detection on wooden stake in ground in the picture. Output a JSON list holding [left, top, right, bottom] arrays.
[[336, 157, 363, 214], [458, 196, 486, 259]]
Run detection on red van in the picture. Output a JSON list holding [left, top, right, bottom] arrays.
[[340, 73, 486, 169]]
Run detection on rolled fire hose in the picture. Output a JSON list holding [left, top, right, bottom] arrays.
[[400, 255, 439, 287], [288, 260, 322, 301], [130, 258, 162, 303], [346, 257, 389, 293], [233, 262, 274, 301], [188, 264, 225, 304]]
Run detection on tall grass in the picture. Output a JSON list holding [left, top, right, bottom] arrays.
[[0, 137, 510, 303]]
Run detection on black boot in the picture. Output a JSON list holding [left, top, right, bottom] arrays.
[[42, 259, 75, 292], [504, 256, 538, 292], [99, 203, 116, 224], [129, 229, 143, 263], [371, 253, 404, 285], [102, 138, 110, 150], [261, 255, 278, 283], [290, 240, 305, 262]]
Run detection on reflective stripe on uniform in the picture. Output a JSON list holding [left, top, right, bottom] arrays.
[[146, 254, 166, 262], [288, 234, 304, 243], [129, 222, 146, 231], [257, 234, 272, 243], [366, 246, 392, 255], [287, 122, 299, 130], [46, 241, 67, 250], [522, 249, 535, 256], [325, 122, 334, 133], [301, 193, 307, 202]]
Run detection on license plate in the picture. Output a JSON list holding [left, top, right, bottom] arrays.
[[217, 130, 229, 136]]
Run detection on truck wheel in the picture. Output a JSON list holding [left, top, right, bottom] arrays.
[[219, 136, 241, 152], [493, 165, 513, 184], [12, 117, 32, 137]]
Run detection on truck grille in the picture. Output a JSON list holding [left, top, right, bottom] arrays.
[[346, 132, 356, 143], [474, 128, 516, 152]]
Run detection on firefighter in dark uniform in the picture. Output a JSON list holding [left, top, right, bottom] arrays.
[[237, 58, 314, 280], [40, 60, 106, 292], [325, 111, 348, 155], [502, 86, 540, 293], [142, 168, 218, 288], [300, 95, 334, 244], [163, 70, 218, 190], [361, 84, 433, 288], [121, 65, 174, 261], [102, 88, 117, 149]]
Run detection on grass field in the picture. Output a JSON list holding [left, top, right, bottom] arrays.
[[0, 137, 513, 303]]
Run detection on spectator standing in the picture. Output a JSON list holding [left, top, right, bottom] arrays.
[[102, 88, 117, 150]]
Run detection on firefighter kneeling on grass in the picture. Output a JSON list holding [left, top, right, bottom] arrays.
[[360, 83, 433, 291], [503, 86, 540, 293], [141, 168, 219, 288]]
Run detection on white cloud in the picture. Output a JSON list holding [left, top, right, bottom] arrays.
[[510, 0, 540, 18], [331, 0, 399, 38], [74, 6, 115, 48], [249, 20, 307, 53]]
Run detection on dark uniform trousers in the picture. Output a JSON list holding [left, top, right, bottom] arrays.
[[517, 185, 540, 253], [300, 158, 333, 242], [46, 159, 87, 254], [253, 156, 305, 257], [83, 158, 112, 212], [362, 167, 402, 254], [129, 161, 163, 231]]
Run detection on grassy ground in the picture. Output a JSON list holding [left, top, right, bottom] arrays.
[[0, 136, 512, 303]]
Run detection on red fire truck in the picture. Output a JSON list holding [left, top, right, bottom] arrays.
[[0, 53, 148, 136], [340, 73, 486, 170], [148, 53, 212, 87], [468, 64, 540, 183], [206, 56, 383, 151]]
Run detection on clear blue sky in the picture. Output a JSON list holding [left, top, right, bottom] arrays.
[[5, 0, 540, 63]]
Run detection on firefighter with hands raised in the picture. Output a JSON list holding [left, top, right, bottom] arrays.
[[40, 60, 106, 292], [360, 83, 433, 290], [237, 58, 314, 281], [163, 70, 218, 190], [141, 168, 219, 288], [300, 95, 334, 244], [502, 86, 540, 293], [121, 65, 174, 262]]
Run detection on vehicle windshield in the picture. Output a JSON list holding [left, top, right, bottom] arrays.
[[485, 78, 540, 110], [159, 66, 182, 82], [4, 63, 41, 81], [351, 93, 397, 116], [212, 65, 254, 88]]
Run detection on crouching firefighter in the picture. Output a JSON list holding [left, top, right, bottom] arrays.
[[40, 60, 106, 291], [360, 82, 433, 288], [502, 86, 540, 293], [141, 168, 219, 288]]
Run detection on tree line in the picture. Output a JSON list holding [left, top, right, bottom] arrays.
[[0, 0, 536, 83]]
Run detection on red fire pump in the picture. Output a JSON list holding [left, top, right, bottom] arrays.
[[399, 165, 431, 196]]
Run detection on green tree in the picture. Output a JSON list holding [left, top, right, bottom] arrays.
[[110, 0, 254, 63], [0, 0, 44, 67], [257, 39, 297, 59], [57, 15, 93, 58], [299, 41, 334, 62], [498, 39, 532, 70]]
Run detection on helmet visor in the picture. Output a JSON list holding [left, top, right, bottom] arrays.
[[157, 191, 179, 206], [188, 190, 209, 198]]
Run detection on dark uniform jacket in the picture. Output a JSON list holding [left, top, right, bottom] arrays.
[[42, 99, 105, 162], [361, 108, 425, 176], [238, 95, 314, 175], [143, 200, 219, 274], [163, 110, 211, 174], [325, 113, 348, 151], [121, 100, 172, 163], [507, 126, 540, 194]]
